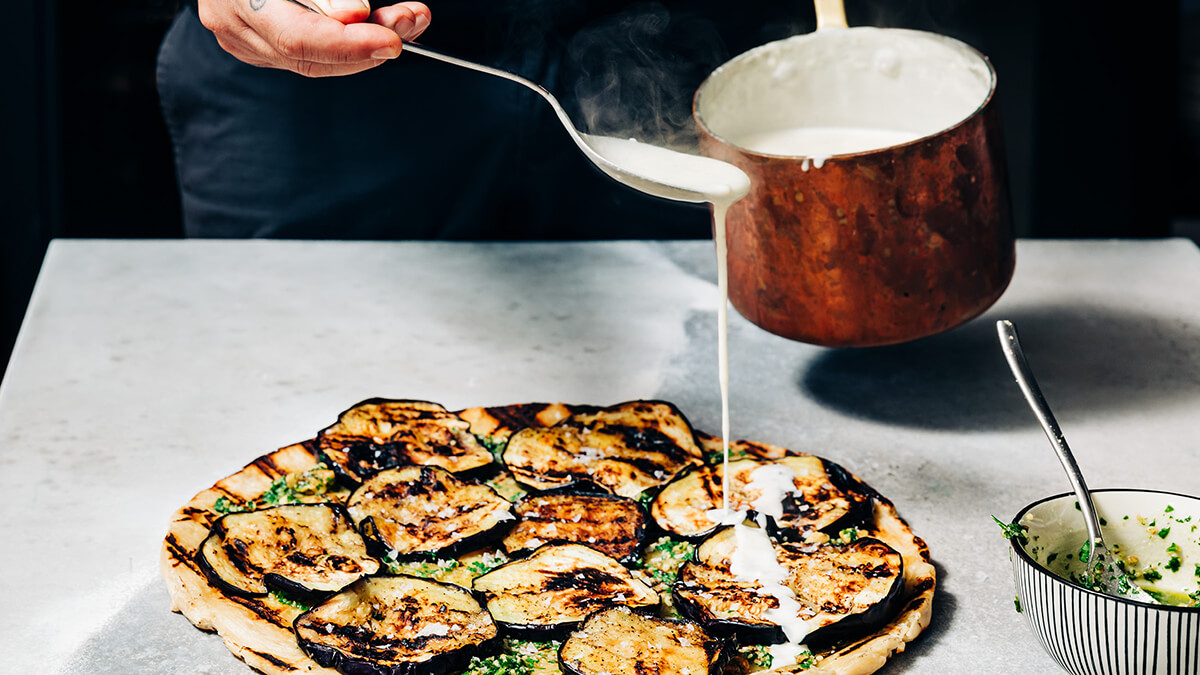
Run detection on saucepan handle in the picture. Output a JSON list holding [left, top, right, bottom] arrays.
[[814, 0, 848, 30]]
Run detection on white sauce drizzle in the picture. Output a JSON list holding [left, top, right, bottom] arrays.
[[713, 199, 733, 511], [580, 136, 749, 511], [746, 463, 802, 521], [728, 464, 811, 668], [413, 623, 450, 638], [583, 134, 817, 668]]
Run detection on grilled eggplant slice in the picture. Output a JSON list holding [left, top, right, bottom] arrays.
[[472, 543, 659, 639], [673, 527, 904, 647], [197, 503, 379, 599], [294, 575, 499, 675], [502, 401, 704, 498], [558, 606, 730, 675], [347, 465, 514, 560], [318, 399, 493, 483], [502, 491, 647, 562], [652, 456, 873, 541], [565, 401, 702, 456]]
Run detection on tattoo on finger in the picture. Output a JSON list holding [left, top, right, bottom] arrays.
[[250, 0, 266, 10]]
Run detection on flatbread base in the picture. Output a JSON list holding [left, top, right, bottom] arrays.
[[162, 403, 934, 675]]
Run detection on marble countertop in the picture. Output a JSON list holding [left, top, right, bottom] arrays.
[[1, 238, 1198, 674]]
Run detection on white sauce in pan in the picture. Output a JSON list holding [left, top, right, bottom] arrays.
[[737, 126, 919, 170]]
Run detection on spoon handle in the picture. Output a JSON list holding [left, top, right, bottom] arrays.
[[399, 43, 620, 182], [996, 320, 1104, 552], [402, 43, 548, 98], [813, 0, 849, 30], [274, 1, 584, 151], [399, 43, 580, 141]]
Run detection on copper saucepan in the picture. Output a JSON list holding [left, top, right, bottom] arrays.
[[694, 0, 1014, 347]]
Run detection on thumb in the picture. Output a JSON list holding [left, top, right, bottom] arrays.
[[312, 0, 371, 23]]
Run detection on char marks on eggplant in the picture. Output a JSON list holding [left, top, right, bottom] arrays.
[[503, 491, 647, 562], [652, 455, 873, 540], [347, 465, 514, 560], [471, 543, 659, 639], [558, 606, 730, 675], [672, 527, 904, 647], [318, 399, 493, 483], [197, 503, 379, 599], [294, 575, 498, 675], [502, 401, 704, 498]]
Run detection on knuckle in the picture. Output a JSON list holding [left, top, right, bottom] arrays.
[[273, 27, 307, 60], [197, 6, 236, 38], [195, 3, 218, 31]]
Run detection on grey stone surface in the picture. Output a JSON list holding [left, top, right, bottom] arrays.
[[0, 238, 1197, 673]]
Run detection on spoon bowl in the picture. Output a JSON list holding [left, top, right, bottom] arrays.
[[996, 319, 1156, 604]]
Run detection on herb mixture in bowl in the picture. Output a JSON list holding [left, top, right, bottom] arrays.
[[1015, 490, 1200, 606]]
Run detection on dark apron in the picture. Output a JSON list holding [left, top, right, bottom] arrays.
[[156, 1, 718, 240]]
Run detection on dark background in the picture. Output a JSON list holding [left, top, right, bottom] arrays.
[[3, 0, 1200, 380]]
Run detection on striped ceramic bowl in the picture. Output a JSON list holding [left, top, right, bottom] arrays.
[[1010, 489, 1200, 675]]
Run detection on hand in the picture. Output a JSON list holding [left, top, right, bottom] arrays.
[[196, 0, 431, 77]]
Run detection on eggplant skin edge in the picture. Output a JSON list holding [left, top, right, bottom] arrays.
[[194, 536, 261, 599], [503, 489, 648, 564], [298, 637, 502, 675], [472, 543, 660, 640], [358, 515, 516, 563], [672, 534, 906, 650], [348, 466, 516, 562], [670, 588, 789, 646], [194, 503, 377, 600], [652, 457, 876, 543], [317, 399, 493, 485], [490, 603, 670, 643], [503, 399, 705, 498], [294, 575, 501, 675], [557, 606, 733, 675]]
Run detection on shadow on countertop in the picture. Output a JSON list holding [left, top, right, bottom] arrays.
[[799, 305, 1200, 433], [60, 578, 243, 674], [877, 561, 960, 673]]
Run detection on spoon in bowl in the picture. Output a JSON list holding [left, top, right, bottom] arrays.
[[996, 320, 1157, 604], [285, 0, 750, 204]]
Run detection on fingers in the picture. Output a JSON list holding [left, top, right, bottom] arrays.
[[370, 2, 431, 41], [197, 0, 420, 77], [310, 0, 371, 24], [254, 4, 403, 64]]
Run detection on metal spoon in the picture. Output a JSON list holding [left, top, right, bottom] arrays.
[[996, 320, 1157, 603], [401, 43, 750, 203], [286, 0, 745, 203]]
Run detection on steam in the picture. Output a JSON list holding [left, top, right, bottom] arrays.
[[487, 1, 983, 155], [563, 3, 729, 152]]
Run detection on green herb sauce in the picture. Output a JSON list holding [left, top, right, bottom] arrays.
[[212, 463, 336, 514]]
